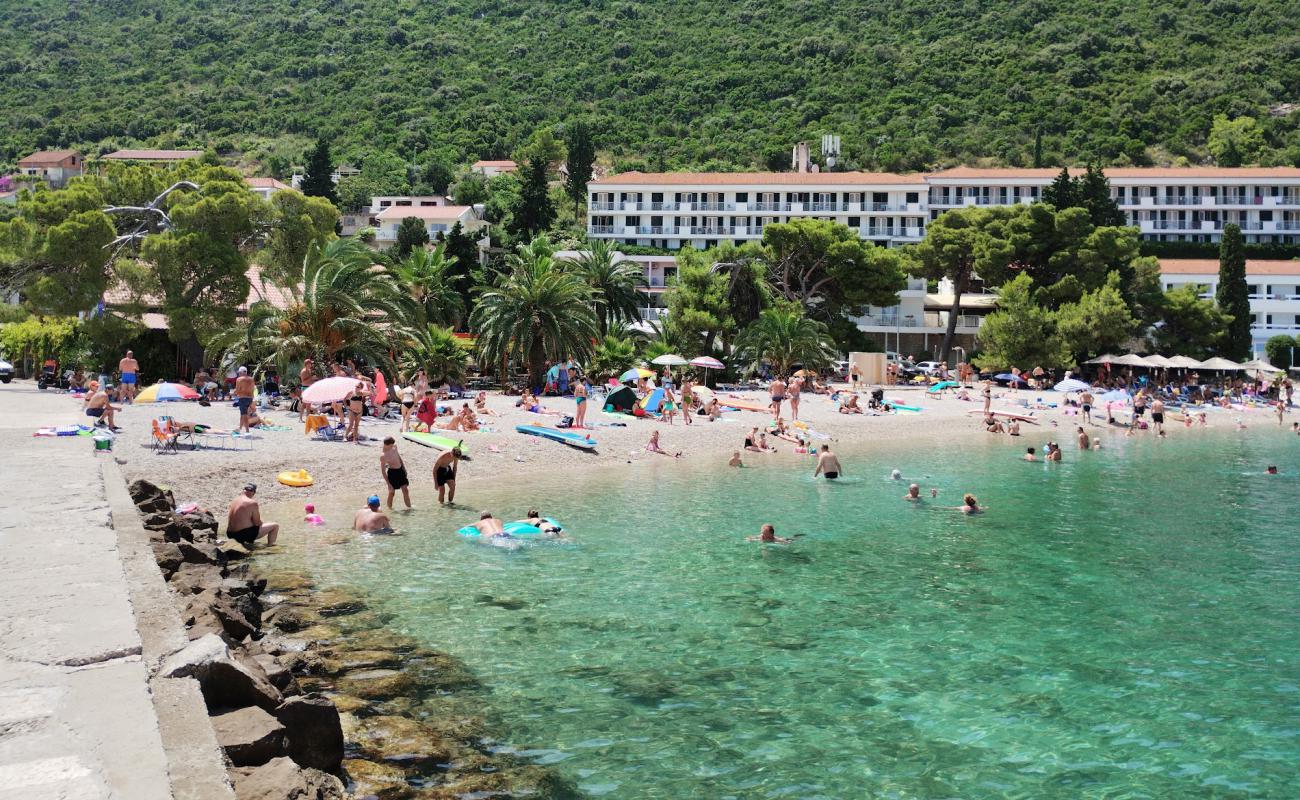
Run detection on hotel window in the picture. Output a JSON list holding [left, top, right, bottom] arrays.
[[906, 192, 919, 204]]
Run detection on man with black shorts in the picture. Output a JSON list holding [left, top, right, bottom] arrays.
[[432, 446, 462, 504], [226, 483, 279, 548], [1079, 389, 1094, 425], [379, 436, 411, 509], [814, 444, 843, 480]]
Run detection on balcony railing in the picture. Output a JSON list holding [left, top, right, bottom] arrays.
[[809, 202, 847, 212], [589, 201, 616, 211], [688, 226, 735, 236], [695, 202, 733, 211], [649, 202, 678, 211], [857, 313, 985, 330], [636, 226, 676, 235], [588, 225, 616, 234], [640, 307, 669, 321], [752, 202, 789, 212], [1275, 222, 1300, 230], [870, 203, 908, 212]]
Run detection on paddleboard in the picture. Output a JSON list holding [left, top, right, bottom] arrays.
[[967, 409, 1040, 424], [722, 396, 770, 412], [402, 431, 469, 455], [515, 424, 597, 450]]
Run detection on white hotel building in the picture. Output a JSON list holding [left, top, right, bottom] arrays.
[[587, 166, 1300, 357]]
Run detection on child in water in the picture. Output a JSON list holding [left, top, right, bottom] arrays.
[[304, 503, 325, 526]]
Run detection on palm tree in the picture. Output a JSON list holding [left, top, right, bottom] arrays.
[[588, 334, 638, 380], [734, 304, 837, 377], [471, 239, 598, 388], [407, 323, 470, 385], [208, 237, 417, 375], [565, 240, 646, 336], [389, 243, 465, 328]]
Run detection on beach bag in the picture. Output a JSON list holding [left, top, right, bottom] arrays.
[[558, 415, 574, 428]]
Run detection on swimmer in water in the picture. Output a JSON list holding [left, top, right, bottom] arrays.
[[1266, 465, 1278, 475], [352, 495, 393, 533], [747, 523, 792, 544], [814, 444, 842, 479], [728, 450, 744, 468], [523, 509, 563, 535], [304, 503, 325, 526], [890, 469, 902, 480], [1024, 446, 1037, 462], [903, 483, 922, 501], [1077, 426, 1089, 449], [958, 494, 985, 514]]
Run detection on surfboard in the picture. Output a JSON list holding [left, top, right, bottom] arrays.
[[722, 396, 771, 412], [402, 431, 469, 455], [967, 409, 1041, 424], [515, 424, 597, 450]]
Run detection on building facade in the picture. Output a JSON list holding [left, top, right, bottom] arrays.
[[244, 177, 292, 200], [1158, 258, 1300, 359], [16, 150, 83, 188], [588, 167, 1300, 250], [371, 205, 487, 248]]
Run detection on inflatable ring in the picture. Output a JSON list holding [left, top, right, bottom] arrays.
[[277, 469, 314, 487]]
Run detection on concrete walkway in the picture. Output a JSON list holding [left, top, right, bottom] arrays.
[[0, 382, 228, 799]]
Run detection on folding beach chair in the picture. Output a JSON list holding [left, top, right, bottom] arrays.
[[151, 419, 179, 453]]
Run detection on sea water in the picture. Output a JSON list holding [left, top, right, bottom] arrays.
[[277, 429, 1299, 798]]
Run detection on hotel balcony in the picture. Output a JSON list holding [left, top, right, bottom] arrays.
[[640, 307, 669, 321], [856, 313, 985, 332], [589, 225, 617, 235], [590, 201, 617, 211]]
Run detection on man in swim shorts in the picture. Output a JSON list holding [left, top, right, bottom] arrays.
[[380, 436, 411, 509], [1079, 389, 1094, 424], [226, 483, 279, 548], [1150, 398, 1165, 435], [473, 511, 506, 536], [84, 386, 121, 429], [353, 495, 393, 532], [118, 350, 139, 403], [769, 376, 786, 418], [433, 447, 461, 504], [234, 366, 256, 433], [814, 444, 842, 479]]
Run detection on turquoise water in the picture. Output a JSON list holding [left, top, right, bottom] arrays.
[[281, 430, 1300, 798]]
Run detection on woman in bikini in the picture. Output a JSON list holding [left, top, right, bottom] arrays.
[[399, 385, 416, 432], [574, 379, 588, 428], [474, 391, 498, 416], [661, 386, 678, 424], [679, 378, 693, 426], [346, 381, 367, 443]]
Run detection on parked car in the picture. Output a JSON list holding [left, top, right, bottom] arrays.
[[913, 361, 944, 376], [0, 358, 13, 383]]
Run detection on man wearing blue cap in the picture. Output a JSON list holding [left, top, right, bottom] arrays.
[[352, 494, 392, 533]]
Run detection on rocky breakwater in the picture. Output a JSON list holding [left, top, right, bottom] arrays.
[[129, 479, 580, 800]]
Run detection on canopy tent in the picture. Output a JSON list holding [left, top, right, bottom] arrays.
[[641, 387, 666, 413], [1140, 355, 1172, 368], [1197, 357, 1243, 371], [1111, 353, 1150, 367], [603, 385, 638, 413], [1164, 355, 1202, 369], [1084, 354, 1118, 364]]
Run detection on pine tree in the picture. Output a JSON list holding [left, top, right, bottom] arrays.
[[1032, 127, 1043, 168], [1079, 164, 1126, 227], [299, 137, 337, 205], [443, 221, 481, 323], [1215, 223, 1253, 359], [510, 154, 555, 238], [1042, 167, 1076, 210], [395, 216, 430, 257], [563, 120, 596, 210]]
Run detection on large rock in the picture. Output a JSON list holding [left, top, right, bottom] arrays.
[[212, 706, 286, 767], [219, 541, 253, 561], [182, 509, 220, 532], [275, 695, 344, 772], [170, 562, 228, 595], [185, 589, 259, 640], [342, 759, 410, 800], [229, 757, 346, 800], [344, 714, 450, 769], [335, 669, 414, 701], [252, 654, 293, 690], [129, 479, 174, 514], [263, 604, 320, 634], [150, 541, 184, 578], [178, 539, 223, 565], [321, 649, 402, 675], [161, 634, 284, 712]]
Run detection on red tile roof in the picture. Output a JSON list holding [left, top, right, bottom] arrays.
[[244, 177, 292, 190], [103, 263, 298, 315], [593, 171, 926, 186], [1107, 167, 1300, 179], [17, 149, 79, 166], [473, 160, 517, 169], [102, 149, 203, 161], [1158, 258, 1300, 276], [927, 167, 1073, 179], [374, 205, 474, 221]]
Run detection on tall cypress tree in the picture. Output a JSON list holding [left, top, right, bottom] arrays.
[[510, 154, 555, 239], [1032, 126, 1043, 168], [443, 221, 481, 322], [299, 137, 337, 205], [1079, 164, 1126, 227], [563, 120, 596, 210], [1215, 223, 1253, 359], [1042, 167, 1076, 210]]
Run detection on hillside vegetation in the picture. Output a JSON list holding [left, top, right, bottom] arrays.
[[4, 0, 1300, 171]]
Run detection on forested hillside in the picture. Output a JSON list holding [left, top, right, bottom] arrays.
[[3, 0, 1299, 172]]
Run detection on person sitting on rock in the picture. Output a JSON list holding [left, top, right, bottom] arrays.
[[226, 483, 279, 548]]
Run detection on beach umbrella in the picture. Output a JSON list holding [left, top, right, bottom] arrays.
[[302, 376, 361, 404], [1239, 358, 1281, 373], [135, 382, 200, 403], [994, 373, 1027, 384], [651, 354, 689, 367], [1098, 388, 1130, 404], [1165, 355, 1202, 369], [1112, 353, 1149, 367], [1140, 355, 1172, 368], [1053, 378, 1091, 393], [1196, 357, 1243, 371], [692, 385, 715, 405], [1085, 354, 1117, 364], [689, 356, 724, 370], [619, 367, 654, 383]]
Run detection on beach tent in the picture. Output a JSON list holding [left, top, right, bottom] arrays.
[[1140, 355, 1172, 368], [1111, 353, 1149, 367], [604, 385, 637, 413], [641, 387, 666, 413], [1196, 357, 1243, 371], [1084, 354, 1117, 364], [1165, 355, 1202, 369]]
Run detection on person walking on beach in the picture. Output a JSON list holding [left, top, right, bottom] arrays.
[[380, 436, 411, 509], [789, 375, 803, 421], [769, 376, 787, 418], [982, 382, 992, 415], [353, 495, 393, 532], [574, 378, 588, 428], [814, 444, 842, 480], [679, 377, 694, 426], [1080, 389, 1094, 425], [433, 447, 461, 504], [118, 350, 139, 403], [346, 380, 367, 443], [226, 483, 279, 548], [1150, 397, 1166, 435], [234, 366, 256, 433]]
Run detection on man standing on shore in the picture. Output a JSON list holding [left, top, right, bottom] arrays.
[[433, 447, 462, 504], [226, 483, 279, 548], [814, 444, 842, 480], [1079, 389, 1094, 425], [769, 375, 786, 418], [380, 436, 411, 510], [298, 358, 317, 421], [118, 350, 139, 404], [234, 366, 256, 433]]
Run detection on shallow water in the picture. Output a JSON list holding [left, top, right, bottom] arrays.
[[274, 428, 1300, 798]]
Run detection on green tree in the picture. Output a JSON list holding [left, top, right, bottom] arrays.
[[1054, 273, 1138, 363], [710, 241, 772, 338], [451, 173, 489, 206], [406, 323, 469, 384], [299, 137, 337, 205], [1208, 115, 1264, 167], [0, 182, 115, 314], [1078, 164, 1126, 227], [510, 155, 555, 238], [442, 221, 481, 321], [471, 238, 597, 388], [566, 240, 645, 336], [260, 190, 339, 286], [1153, 284, 1230, 359], [734, 303, 837, 377], [1264, 334, 1297, 369], [413, 154, 455, 195], [395, 216, 430, 257], [910, 206, 1016, 361], [390, 242, 464, 327], [588, 334, 638, 380], [1215, 223, 1252, 359], [974, 273, 1069, 370], [761, 218, 906, 320], [563, 120, 596, 211], [208, 237, 415, 375], [1042, 167, 1077, 210], [664, 247, 730, 354]]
